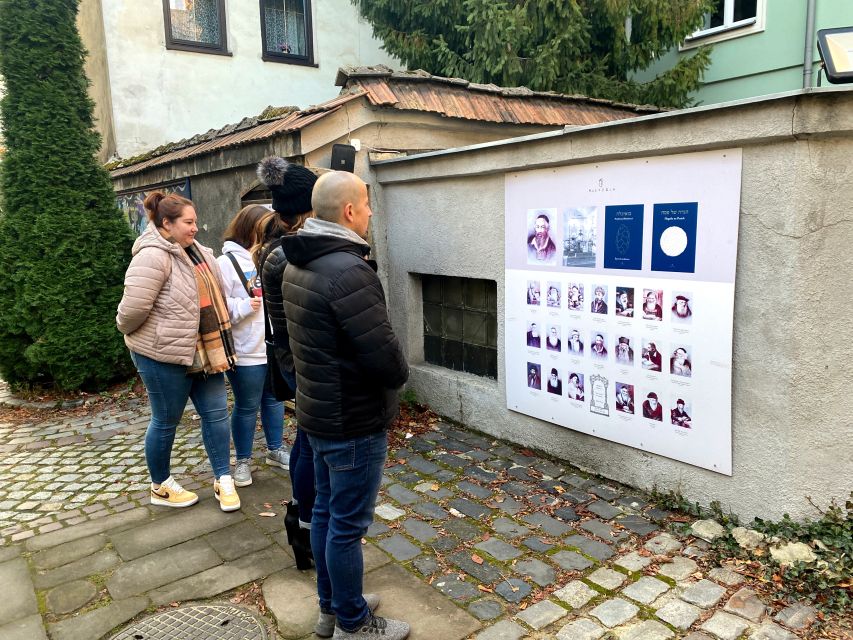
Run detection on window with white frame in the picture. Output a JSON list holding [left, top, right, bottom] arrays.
[[692, 0, 758, 39]]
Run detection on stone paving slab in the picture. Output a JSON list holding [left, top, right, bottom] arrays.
[[514, 599, 568, 630], [701, 610, 752, 640], [554, 580, 599, 609], [365, 563, 481, 640], [590, 598, 640, 627], [681, 579, 727, 608], [0, 614, 48, 640], [45, 579, 98, 615], [106, 538, 221, 600], [33, 548, 120, 590], [622, 575, 670, 604], [475, 619, 526, 640], [474, 537, 522, 561], [655, 599, 702, 630], [615, 619, 675, 640], [47, 595, 148, 640], [25, 507, 151, 551], [0, 557, 38, 626], [377, 534, 422, 561], [557, 617, 606, 640], [204, 520, 273, 561], [31, 533, 107, 571], [148, 543, 292, 606]]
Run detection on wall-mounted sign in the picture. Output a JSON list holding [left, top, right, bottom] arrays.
[[504, 150, 741, 474], [116, 179, 192, 236]]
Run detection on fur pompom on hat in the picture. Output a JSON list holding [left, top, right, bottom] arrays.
[[256, 156, 318, 217]]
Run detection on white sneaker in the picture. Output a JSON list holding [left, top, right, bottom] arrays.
[[266, 447, 290, 470], [233, 459, 252, 487], [214, 475, 241, 512]]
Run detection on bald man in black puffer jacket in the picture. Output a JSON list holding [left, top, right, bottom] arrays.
[[281, 171, 410, 640]]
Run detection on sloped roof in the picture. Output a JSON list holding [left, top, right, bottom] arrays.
[[336, 65, 661, 126], [110, 67, 660, 178]]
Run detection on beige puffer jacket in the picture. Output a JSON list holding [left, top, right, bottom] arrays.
[[116, 222, 223, 366]]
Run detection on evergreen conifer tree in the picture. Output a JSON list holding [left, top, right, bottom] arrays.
[[353, 0, 715, 108], [0, 0, 134, 390]]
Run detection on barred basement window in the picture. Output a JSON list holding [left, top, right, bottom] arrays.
[[260, 0, 315, 65], [422, 275, 497, 379], [163, 0, 228, 55]]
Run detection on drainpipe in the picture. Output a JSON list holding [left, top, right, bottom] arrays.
[[803, 0, 817, 88]]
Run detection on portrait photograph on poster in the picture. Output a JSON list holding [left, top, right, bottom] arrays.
[[642, 391, 664, 421], [567, 283, 584, 311], [546, 325, 562, 352], [566, 372, 584, 401], [671, 292, 693, 324], [527, 363, 542, 389], [590, 331, 608, 360], [615, 287, 634, 317], [670, 346, 693, 378], [615, 336, 634, 366], [563, 207, 598, 267], [641, 339, 663, 372], [590, 284, 608, 314], [671, 396, 692, 428], [615, 382, 635, 414], [526, 280, 541, 306], [526, 322, 542, 348], [641, 289, 664, 321], [566, 328, 584, 355], [546, 368, 563, 395], [546, 282, 562, 308], [527, 209, 559, 266]]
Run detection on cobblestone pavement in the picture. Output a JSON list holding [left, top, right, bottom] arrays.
[[0, 391, 840, 640]]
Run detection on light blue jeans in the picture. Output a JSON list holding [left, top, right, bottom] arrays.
[[130, 351, 230, 482], [309, 431, 387, 631], [225, 364, 284, 459]]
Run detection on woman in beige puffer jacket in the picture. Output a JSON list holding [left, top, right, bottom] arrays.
[[116, 191, 241, 513]]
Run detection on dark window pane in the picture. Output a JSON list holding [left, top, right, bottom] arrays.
[[170, 0, 221, 44], [485, 313, 497, 348], [463, 344, 487, 377], [443, 307, 463, 340], [734, 0, 756, 21], [263, 0, 307, 55], [709, 0, 724, 28], [443, 277, 463, 307], [423, 303, 441, 337], [463, 310, 488, 346], [485, 348, 497, 379], [485, 280, 497, 309], [443, 340, 463, 371], [424, 335, 442, 366], [422, 276, 442, 304], [464, 279, 486, 310]]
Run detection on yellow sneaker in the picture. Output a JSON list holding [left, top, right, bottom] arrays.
[[214, 475, 241, 512], [150, 475, 198, 508]]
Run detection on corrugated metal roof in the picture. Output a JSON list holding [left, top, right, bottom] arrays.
[[110, 67, 660, 178]]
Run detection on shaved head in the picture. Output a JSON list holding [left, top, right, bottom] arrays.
[[312, 171, 364, 223]]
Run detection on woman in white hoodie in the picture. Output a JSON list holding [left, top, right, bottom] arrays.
[[217, 205, 288, 487]]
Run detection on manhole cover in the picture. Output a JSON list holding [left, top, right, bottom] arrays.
[[109, 604, 268, 640]]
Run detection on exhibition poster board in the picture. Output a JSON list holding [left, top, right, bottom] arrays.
[[504, 149, 741, 474]]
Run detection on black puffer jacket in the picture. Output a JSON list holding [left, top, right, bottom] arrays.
[[260, 239, 294, 376], [281, 232, 408, 439]]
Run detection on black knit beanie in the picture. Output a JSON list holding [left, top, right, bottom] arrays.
[[256, 156, 318, 217]]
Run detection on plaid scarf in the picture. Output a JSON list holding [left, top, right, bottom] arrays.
[[185, 244, 237, 374]]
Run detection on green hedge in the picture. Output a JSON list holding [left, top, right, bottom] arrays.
[[0, 0, 134, 390]]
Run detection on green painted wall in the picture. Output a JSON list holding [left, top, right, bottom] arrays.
[[635, 0, 853, 106]]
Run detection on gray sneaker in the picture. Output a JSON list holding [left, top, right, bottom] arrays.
[[315, 594, 380, 638], [233, 459, 252, 487], [266, 447, 290, 470], [332, 613, 409, 640]]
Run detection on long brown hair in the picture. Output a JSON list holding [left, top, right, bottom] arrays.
[[251, 210, 313, 272], [223, 205, 272, 249]]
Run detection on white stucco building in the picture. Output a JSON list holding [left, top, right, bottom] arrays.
[[78, 0, 396, 160]]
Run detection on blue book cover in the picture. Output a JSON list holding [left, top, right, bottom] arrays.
[[603, 204, 644, 270], [651, 202, 698, 273]]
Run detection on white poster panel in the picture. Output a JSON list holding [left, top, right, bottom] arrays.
[[505, 149, 741, 475]]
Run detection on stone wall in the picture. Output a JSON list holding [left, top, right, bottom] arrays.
[[369, 88, 853, 521]]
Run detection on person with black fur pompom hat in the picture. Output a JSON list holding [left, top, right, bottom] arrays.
[[252, 157, 318, 571]]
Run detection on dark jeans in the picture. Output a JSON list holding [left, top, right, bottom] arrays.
[[225, 364, 284, 458], [130, 351, 230, 482], [290, 428, 315, 524], [309, 431, 387, 631]]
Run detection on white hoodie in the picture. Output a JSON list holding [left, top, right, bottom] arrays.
[[216, 241, 266, 366]]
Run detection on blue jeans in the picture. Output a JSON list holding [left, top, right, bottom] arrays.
[[130, 351, 230, 482], [309, 431, 387, 630], [225, 364, 284, 459], [290, 428, 315, 523]]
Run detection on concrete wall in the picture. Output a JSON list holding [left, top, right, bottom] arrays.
[[369, 88, 853, 522], [96, 1, 396, 158], [636, 0, 853, 105]]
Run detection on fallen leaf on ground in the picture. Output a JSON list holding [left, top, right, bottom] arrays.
[[258, 512, 276, 517], [519, 602, 528, 610], [472, 554, 484, 565], [431, 483, 440, 491], [478, 585, 493, 593]]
